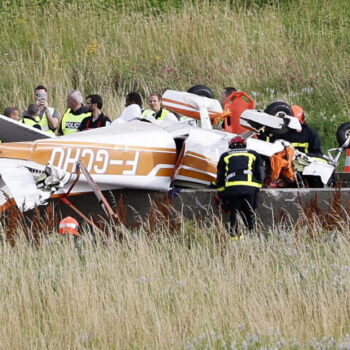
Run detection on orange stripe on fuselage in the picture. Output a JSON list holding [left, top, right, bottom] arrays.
[[180, 154, 216, 175], [177, 168, 214, 182], [162, 98, 223, 119], [0, 142, 177, 176]]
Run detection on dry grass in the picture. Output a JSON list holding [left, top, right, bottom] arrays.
[[0, 0, 348, 150], [0, 213, 350, 349], [0, 1, 349, 346]]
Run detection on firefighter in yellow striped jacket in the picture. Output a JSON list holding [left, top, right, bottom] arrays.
[[215, 136, 263, 239]]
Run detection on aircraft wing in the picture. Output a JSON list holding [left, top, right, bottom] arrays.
[[0, 114, 55, 142]]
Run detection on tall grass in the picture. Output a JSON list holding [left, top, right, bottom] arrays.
[[0, 217, 350, 349], [0, 0, 348, 149]]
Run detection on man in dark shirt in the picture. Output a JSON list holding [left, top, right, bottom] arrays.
[[78, 95, 111, 131]]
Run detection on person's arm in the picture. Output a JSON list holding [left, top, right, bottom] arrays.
[[40, 99, 59, 130], [56, 110, 67, 136], [77, 118, 86, 131], [215, 154, 226, 189]]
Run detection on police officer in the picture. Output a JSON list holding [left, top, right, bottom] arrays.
[[22, 104, 41, 130], [215, 136, 263, 239], [57, 90, 91, 135], [141, 93, 178, 122]]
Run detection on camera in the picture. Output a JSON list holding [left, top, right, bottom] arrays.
[[36, 93, 46, 99]]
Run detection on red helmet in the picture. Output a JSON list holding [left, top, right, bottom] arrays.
[[59, 216, 80, 236], [291, 105, 305, 124], [229, 136, 246, 148]]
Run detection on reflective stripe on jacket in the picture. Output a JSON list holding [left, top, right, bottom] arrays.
[[291, 142, 308, 154], [22, 116, 41, 129], [215, 148, 263, 195], [222, 151, 262, 189], [141, 108, 170, 121]]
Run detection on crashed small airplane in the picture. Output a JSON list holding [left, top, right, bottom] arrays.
[[0, 90, 343, 215]]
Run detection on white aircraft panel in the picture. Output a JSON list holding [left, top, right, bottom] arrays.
[[0, 114, 54, 142]]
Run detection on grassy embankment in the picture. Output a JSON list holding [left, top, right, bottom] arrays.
[[0, 0, 349, 150], [0, 1, 349, 348], [0, 218, 350, 349]]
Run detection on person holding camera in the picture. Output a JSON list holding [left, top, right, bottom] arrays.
[[23, 85, 60, 135]]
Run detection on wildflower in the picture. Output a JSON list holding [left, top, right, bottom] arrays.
[[137, 276, 149, 283], [86, 42, 100, 55]]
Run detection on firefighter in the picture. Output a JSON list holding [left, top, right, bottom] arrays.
[[288, 104, 322, 156], [264, 101, 322, 156], [215, 136, 263, 239]]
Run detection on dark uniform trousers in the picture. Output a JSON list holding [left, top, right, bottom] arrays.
[[226, 192, 258, 235]]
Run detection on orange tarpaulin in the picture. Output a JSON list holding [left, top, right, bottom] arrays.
[[270, 147, 295, 182]]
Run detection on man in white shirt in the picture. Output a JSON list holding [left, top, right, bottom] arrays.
[[112, 92, 143, 124]]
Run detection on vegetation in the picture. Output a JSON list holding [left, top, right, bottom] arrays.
[[1, 215, 350, 349], [0, 2, 349, 346], [0, 0, 348, 150]]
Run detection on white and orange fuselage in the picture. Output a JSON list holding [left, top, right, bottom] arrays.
[[0, 89, 328, 214], [0, 122, 181, 194]]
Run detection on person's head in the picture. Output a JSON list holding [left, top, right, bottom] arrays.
[[220, 87, 237, 107], [148, 93, 162, 112], [67, 90, 83, 110], [291, 105, 305, 124], [125, 92, 142, 108], [228, 135, 246, 149], [4, 107, 20, 121], [86, 94, 103, 112], [26, 104, 39, 117], [34, 85, 48, 101]]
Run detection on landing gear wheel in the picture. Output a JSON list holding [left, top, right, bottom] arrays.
[[336, 122, 350, 147], [187, 85, 215, 99], [264, 101, 293, 135]]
